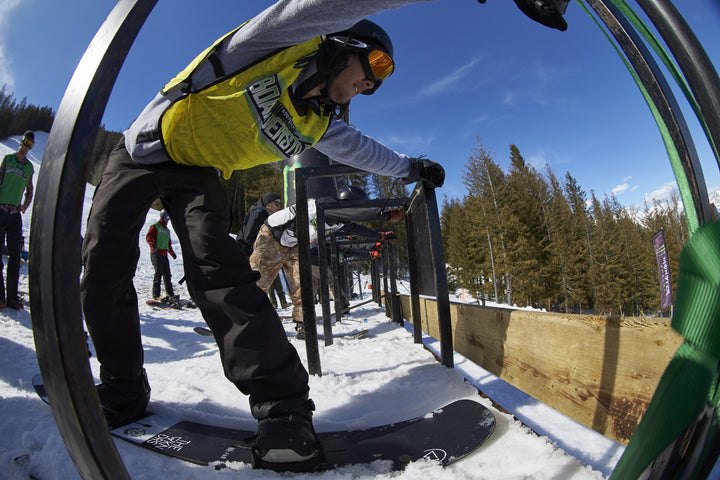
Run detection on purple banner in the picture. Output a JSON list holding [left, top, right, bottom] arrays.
[[652, 229, 673, 309]]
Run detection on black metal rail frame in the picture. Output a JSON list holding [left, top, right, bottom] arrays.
[[293, 164, 450, 373], [315, 196, 406, 342]]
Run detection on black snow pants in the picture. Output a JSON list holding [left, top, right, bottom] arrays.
[[0, 209, 23, 302], [80, 141, 309, 410], [150, 252, 173, 298]]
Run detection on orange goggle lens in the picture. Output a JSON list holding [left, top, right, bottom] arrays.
[[21, 139, 34, 149], [366, 49, 394, 80]]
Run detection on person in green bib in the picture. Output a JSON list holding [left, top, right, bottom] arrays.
[[0, 130, 34, 310], [145, 210, 177, 302]]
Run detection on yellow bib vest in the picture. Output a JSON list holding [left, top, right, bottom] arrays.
[[159, 28, 332, 179]]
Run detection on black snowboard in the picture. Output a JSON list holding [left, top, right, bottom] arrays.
[[292, 328, 370, 341], [111, 399, 494, 470], [195, 325, 370, 341], [32, 374, 494, 471], [146, 297, 196, 310]]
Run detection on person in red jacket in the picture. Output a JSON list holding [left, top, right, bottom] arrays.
[[145, 210, 177, 301]]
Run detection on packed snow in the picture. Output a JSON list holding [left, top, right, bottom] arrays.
[[1, 132, 621, 479]]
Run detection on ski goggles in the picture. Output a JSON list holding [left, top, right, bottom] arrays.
[[21, 138, 34, 149], [328, 36, 395, 82]]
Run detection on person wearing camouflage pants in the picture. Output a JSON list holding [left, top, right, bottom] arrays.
[[250, 224, 305, 336]]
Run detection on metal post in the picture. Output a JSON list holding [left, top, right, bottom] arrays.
[[424, 185, 453, 367], [294, 170, 322, 375], [330, 233, 344, 324], [404, 195, 423, 344], [316, 207, 334, 345]]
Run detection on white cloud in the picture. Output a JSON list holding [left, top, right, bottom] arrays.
[[502, 91, 517, 106], [0, 0, 22, 91], [419, 57, 481, 98], [612, 183, 629, 195], [644, 182, 677, 203], [527, 150, 547, 169]]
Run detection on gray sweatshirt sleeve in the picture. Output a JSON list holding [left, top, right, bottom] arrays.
[[125, 0, 434, 166], [313, 119, 413, 179], [222, 0, 435, 61]]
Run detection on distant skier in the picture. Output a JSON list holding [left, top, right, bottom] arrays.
[[236, 192, 289, 309], [80, 2, 444, 473], [236, 192, 283, 257], [252, 186, 397, 339], [0, 131, 34, 310], [145, 210, 177, 302]]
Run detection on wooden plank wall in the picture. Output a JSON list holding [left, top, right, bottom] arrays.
[[398, 295, 683, 444]]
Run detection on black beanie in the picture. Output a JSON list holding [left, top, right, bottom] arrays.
[[262, 192, 281, 207], [23, 131, 34, 142]]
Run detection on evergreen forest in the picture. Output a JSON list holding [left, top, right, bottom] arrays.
[[442, 138, 686, 317]]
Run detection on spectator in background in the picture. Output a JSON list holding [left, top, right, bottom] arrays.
[[146, 210, 177, 302], [237, 192, 289, 309], [236, 192, 283, 257], [0, 131, 35, 309]]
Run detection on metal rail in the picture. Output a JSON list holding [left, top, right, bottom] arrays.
[[28, 1, 157, 478]]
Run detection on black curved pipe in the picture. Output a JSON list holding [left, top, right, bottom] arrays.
[[636, 0, 720, 174], [29, 1, 157, 478]]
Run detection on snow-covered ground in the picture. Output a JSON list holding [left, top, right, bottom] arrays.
[[1, 132, 620, 479]]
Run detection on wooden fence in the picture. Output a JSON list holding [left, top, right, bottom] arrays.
[[399, 295, 683, 444]]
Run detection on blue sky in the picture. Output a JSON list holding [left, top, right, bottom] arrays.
[[2, 0, 719, 210]]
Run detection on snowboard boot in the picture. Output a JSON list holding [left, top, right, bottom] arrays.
[[251, 397, 322, 472], [96, 369, 151, 429], [294, 322, 305, 341]]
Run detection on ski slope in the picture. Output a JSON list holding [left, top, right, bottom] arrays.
[[1, 132, 620, 479]]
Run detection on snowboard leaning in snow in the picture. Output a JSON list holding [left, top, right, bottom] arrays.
[[32, 374, 494, 470], [146, 297, 196, 310], [194, 325, 370, 341]]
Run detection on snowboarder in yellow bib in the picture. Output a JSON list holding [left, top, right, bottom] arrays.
[[81, 2, 445, 473]]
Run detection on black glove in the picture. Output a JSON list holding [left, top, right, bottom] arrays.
[[511, 0, 569, 32], [404, 157, 445, 188]]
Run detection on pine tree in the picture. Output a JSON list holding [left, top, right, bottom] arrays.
[[564, 173, 593, 312], [545, 169, 574, 312], [503, 144, 552, 307], [441, 197, 467, 292], [463, 139, 508, 302]]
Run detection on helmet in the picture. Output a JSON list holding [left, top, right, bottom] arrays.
[[328, 19, 395, 95], [159, 210, 169, 220], [21, 131, 34, 149], [336, 185, 369, 202]]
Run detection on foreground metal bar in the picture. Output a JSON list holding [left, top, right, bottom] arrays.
[[636, 0, 720, 165], [585, 0, 711, 224], [294, 169, 322, 375], [28, 1, 157, 478]]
